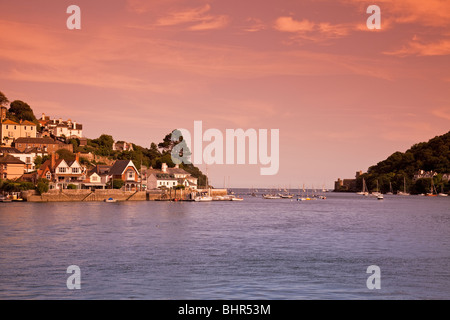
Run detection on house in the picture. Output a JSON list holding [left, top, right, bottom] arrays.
[[112, 141, 134, 152], [37, 152, 86, 189], [0, 146, 45, 173], [0, 155, 26, 180], [146, 163, 198, 190], [39, 114, 83, 139], [82, 165, 111, 189], [14, 137, 73, 153], [108, 160, 142, 191], [0, 119, 37, 146]]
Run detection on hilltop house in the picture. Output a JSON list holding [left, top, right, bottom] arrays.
[[39, 113, 83, 139], [0, 119, 37, 146], [0, 155, 26, 180], [146, 163, 198, 190]]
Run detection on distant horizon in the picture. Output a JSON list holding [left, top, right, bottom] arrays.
[[1, 0, 449, 188]]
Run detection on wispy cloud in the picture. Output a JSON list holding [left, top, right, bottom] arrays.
[[384, 39, 450, 56], [155, 4, 229, 31]]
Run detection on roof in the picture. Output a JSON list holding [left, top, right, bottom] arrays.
[[89, 165, 112, 175], [1, 119, 19, 125], [14, 137, 61, 145], [20, 120, 37, 126], [0, 155, 25, 164], [109, 160, 138, 176], [0, 147, 21, 154]]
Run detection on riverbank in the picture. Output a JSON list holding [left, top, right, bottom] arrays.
[[20, 188, 228, 202]]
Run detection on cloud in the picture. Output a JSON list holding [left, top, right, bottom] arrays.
[[155, 4, 229, 31], [274, 17, 315, 33], [274, 16, 355, 42], [384, 39, 450, 56], [432, 107, 450, 121], [243, 18, 266, 32]]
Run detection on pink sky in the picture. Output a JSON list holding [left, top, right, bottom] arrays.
[[1, 0, 449, 188]]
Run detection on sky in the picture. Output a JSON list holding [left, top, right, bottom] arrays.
[[1, 0, 449, 188]]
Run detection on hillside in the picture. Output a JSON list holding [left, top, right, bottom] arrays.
[[357, 131, 450, 194]]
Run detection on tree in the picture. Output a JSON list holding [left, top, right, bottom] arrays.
[[36, 179, 49, 195], [8, 100, 37, 122], [0, 91, 9, 106], [56, 149, 75, 162]]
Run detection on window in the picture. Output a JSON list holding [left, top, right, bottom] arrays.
[[2, 173, 6, 179], [26, 157, 31, 164], [173, 182, 176, 185], [46, 172, 51, 180], [127, 170, 135, 180], [5, 125, 8, 129], [24, 126, 26, 130], [72, 168, 79, 173], [31, 127, 33, 130], [14, 126, 16, 130], [59, 167, 66, 173]]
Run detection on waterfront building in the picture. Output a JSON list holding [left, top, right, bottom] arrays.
[[108, 159, 142, 191], [0, 155, 26, 180], [146, 163, 198, 190], [37, 152, 86, 189]]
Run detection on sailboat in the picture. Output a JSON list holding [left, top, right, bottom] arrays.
[[397, 177, 410, 196], [438, 185, 448, 197], [426, 179, 438, 197], [357, 178, 369, 196], [386, 182, 393, 195], [371, 180, 381, 197], [195, 165, 212, 201]]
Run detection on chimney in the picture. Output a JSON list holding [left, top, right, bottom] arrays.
[[162, 163, 168, 173], [76, 152, 80, 163], [41, 113, 45, 120], [51, 152, 56, 168]]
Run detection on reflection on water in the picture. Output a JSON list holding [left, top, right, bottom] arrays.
[[0, 193, 449, 299]]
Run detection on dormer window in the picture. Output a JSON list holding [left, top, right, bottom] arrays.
[[46, 172, 51, 180]]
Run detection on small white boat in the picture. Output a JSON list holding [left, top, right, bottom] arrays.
[[104, 197, 117, 203], [194, 196, 213, 202], [231, 197, 244, 201], [377, 194, 384, 200], [262, 194, 281, 199]]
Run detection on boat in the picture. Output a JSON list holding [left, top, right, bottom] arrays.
[[104, 197, 117, 203], [231, 197, 244, 201], [386, 182, 393, 195], [279, 193, 293, 199], [357, 178, 369, 196], [377, 194, 384, 200], [194, 195, 213, 202], [0, 195, 12, 203], [262, 194, 281, 199], [438, 185, 448, 197], [397, 177, 410, 196], [371, 180, 381, 197], [426, 179, 438, 197]]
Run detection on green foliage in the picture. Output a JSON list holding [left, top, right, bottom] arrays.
[[8, 100, 37, 122], [0, 91, 9, 106], [56, 149, 75, 162], [110, 179, 124, 189], [36, 179, 49, 195], [67, 184, 77, 189], [0, 180, 35, 192], [359, 131, 450, 194]]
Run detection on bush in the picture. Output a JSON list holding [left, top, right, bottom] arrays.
[[67, 184, 77, 189], [36, 180, 49, 195], [110, 179, 124, 189]]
